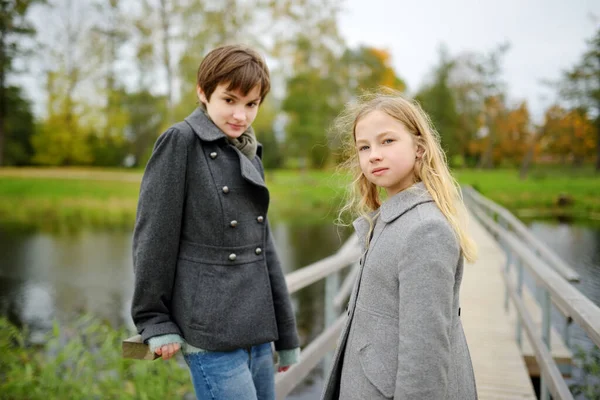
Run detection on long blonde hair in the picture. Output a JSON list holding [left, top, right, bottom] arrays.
[[335, 90, 477, 263]]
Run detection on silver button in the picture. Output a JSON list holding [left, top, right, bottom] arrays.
[[229, 253, 237, 261], [210, 152, 217, 159], [257, 216, 264, 223], [255, 247, 262, 255], [230, 220, 238, 227], [222, 186, 229, 193]]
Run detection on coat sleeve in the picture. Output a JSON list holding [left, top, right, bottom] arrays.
[[394, 218, 459, 399], [264, 218, 300, 351], [131, 128, 188, 342]]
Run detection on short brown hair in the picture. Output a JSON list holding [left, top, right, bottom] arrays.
[[197, 45, 270, 103]]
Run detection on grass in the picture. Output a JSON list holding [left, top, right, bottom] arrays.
[[0, 166, 599, 232], [0, 316, 193, 399], [455, 168, 600, 222]]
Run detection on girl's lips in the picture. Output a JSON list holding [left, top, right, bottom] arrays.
[[228, 123, 245, 130], [372, 168, 388, 176]]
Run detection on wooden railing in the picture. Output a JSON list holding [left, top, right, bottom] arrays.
[[122, 234, 362, 400], [463, 186, 600, 400]]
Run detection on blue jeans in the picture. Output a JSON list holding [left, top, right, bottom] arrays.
[[183, 342, 275, 400]]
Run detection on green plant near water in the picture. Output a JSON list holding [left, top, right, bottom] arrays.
[[570, 345, 600, 399], [0, 316, 193, 400]]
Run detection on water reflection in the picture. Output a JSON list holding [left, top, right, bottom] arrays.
[[0, 221, 352, 392]]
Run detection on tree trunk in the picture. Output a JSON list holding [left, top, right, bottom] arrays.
[[160, 0, 172, 124], [519, 142, 535, 180], [478, 134, 495, 169], [596, 116, 600, 174], [0, 31, 5, 166]]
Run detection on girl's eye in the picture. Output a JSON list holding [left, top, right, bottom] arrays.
[[383, 138, 394, 144], [224, 98, 234, 104], [247, 102, 258, 108], [358, 145, 369, 151]]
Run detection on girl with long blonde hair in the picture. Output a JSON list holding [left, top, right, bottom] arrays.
[[322, 90, 478, 400]]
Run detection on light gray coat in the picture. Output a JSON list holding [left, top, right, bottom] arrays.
[[131, 107, 299, 352], [322, 183, 477, 399]]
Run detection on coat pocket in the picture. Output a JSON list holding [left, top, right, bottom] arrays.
[[358, 343, 395, 399]]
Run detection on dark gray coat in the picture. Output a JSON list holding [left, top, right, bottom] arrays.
[[322, 183, 477, 399], [131, 107, 299, 352]]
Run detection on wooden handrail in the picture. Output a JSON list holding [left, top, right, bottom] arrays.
[[275, 315, 347, 399], [463, 186, 580, 282], [285, 234, 360, 295], [471, 206, 600, 347], [502, 268, 574, 400]]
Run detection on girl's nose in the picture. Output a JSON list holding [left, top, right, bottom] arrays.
[[369, 147, 382, 162], [233, 108, 245, 121]]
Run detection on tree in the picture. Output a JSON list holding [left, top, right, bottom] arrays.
[[275, 0, 346, 169], [539, 105, 596, 166], [122, 89, 166, 167], [494, 101, 531, 167], [252, 98, 282, 169], [282, 64, 339, 168], [559, 27, 600, 171], [4, 85, 35, 165], [470, 44, 510, 169], [416, 47, 461, 159], [32, 71, 93, 165], [88, 0, 130, 166], [0, 0, 46, 165], [339, 46, 406, 95], [31, 0, 98, 165]]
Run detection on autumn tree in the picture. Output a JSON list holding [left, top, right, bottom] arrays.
[[558, 27, 600, 171], [540, 105, 596, 166]]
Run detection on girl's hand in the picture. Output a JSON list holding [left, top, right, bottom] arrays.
[[278, 366, 291, 373], [154, 343, 181, 360]]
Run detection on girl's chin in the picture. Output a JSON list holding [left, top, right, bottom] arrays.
[[224, 131, 244, 139]]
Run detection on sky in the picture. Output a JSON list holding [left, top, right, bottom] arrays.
[[337, 0, 600, 122]]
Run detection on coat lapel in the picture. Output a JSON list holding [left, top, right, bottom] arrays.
[[234, 146, 266, 189]]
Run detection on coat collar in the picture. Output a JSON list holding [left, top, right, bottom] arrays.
[[352, 182, 433, 245], [184, 107, 228, 142], [184, 107, 266, 189]]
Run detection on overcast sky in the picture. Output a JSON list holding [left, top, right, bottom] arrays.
[[338, 0, 600, 121]]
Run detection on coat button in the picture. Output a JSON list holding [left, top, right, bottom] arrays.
[[255, 247, 262, 255], [210, 152, 217, 159], [222, 186, 229, 193], [257, 216, 264, 223], [229, 253, 237, 261], [230, 220, 238, 227]]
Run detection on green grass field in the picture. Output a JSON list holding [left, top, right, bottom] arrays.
[[0, 167, 598, 232]]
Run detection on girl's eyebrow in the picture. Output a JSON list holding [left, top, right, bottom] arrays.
[[356, 131, 397, 144], [223, 91, 261, 103]]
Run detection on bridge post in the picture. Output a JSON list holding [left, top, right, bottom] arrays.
[[324, 270, 340, 374], [504, 249, 512, 312], [516, 258, 524, 349], [540, 288, 552, 400]]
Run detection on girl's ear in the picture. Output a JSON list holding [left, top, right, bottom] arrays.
[[416, 145, 425, 159], [197, 86, 207, 105]]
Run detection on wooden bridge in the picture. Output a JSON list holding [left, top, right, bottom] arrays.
[[124, 187, 600, 400]]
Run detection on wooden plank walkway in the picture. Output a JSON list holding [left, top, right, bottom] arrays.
[[461, 213, 538, 399]]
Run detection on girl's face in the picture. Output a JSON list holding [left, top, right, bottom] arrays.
[[198, 83, 261, 139], [355, 110, 420, 196]]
